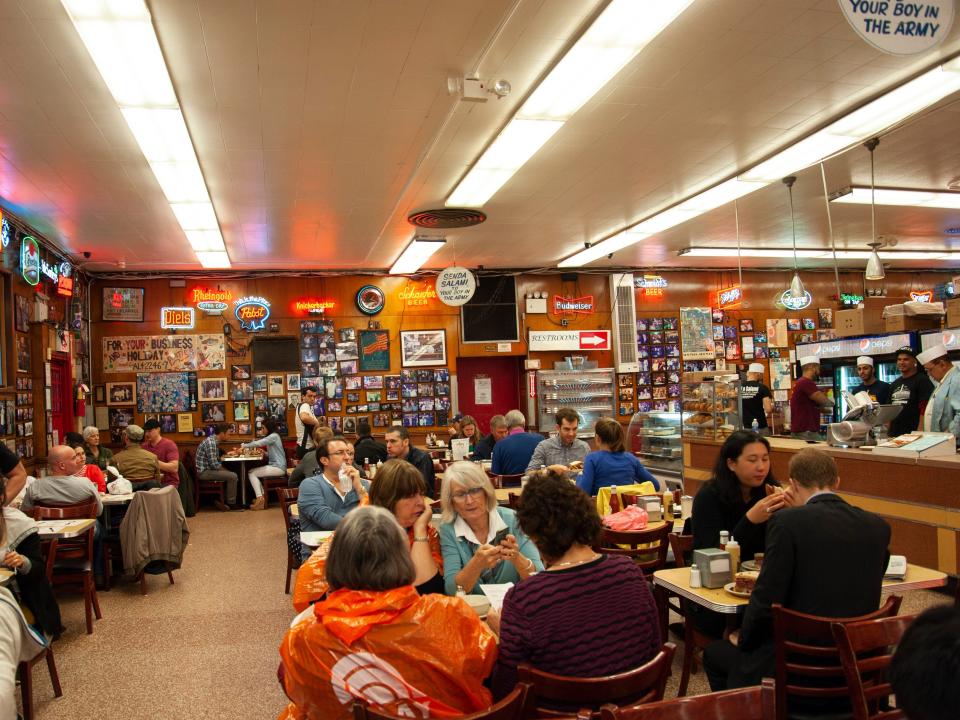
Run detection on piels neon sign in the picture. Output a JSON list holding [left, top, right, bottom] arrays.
[[553, 295, 594, 314], [234, 296, 271, 331], [161, 306, 196, 330]]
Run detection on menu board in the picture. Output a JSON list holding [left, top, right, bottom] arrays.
[[102, 287, 144, 321]]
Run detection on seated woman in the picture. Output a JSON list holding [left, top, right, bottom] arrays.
[[1, 478, 63, 638], [279, 505, 497, 719], [438, 461, 542, 596], [452, 415, 478, 455], [241, 417, 287, 511], [292, 459, 443, 610], [69, 441, 106, 493], [577, 417, 659, 496], [489, 468, 662, 704], [82, 425, 113, 472], [288, 426, 334, 488]]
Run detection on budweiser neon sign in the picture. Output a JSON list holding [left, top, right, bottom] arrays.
[[553, 295, 594, 314]]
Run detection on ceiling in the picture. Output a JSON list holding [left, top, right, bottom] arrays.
[[1, 0, 960, 274]]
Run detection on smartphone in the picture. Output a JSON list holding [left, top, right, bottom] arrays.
[[491, 528, 510, 546]]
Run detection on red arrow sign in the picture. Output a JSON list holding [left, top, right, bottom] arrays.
[[579, 331, 610, 350]]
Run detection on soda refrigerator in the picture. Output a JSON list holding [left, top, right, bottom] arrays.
[[794, 333, 912, 421], [919, 328, 960, 369]]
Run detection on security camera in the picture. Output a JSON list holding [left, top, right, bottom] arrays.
[[491, 79, 511, 98]]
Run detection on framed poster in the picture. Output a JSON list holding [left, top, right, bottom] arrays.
[[400, 330, 447, 368], [268, 374, 285, 397], [201, 402, 227, 423], [106, 382, 135, 406], [95, 385, 106, 403], [14, 294, 30, 333], [102, 287, 145, 322], [136, 372, 198, 413], [199, 378, 227, 400], [177, 413, 194, 433], [359, 330, 390, 371], [233, 401, 251, 421], [679, 307, 715, 360]]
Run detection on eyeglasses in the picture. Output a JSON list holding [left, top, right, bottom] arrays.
[[327, 450, 347, 456], [451, 487, 485, 501]]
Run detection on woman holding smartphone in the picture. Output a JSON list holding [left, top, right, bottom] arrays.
[[438, 461, 542, 595]]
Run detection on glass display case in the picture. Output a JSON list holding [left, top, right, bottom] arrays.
[[627, 411, 683, 479], [681, 372, 742, 440], [536, 368, 615, 437]]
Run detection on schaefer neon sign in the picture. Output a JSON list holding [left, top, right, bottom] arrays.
[[234, 296, 271, 331]]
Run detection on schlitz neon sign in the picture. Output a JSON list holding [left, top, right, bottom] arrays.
[[716, 285, 742, 309], [234, 296, 271, 331]]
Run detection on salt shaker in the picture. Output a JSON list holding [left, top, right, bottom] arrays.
[[690, 565, 702, 588]]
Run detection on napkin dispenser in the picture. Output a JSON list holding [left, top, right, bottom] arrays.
[[635, 495, 662, 522], [693, 548, 731, 589]]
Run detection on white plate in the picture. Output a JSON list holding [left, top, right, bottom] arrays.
[[740, 560, 759, 571], [723, 582, 752, 598]]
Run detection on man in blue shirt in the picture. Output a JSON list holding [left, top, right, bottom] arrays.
[[491, 410, 543, 476], [195, 423, 238, 511]]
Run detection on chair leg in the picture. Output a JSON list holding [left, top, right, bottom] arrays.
[[45, 646, 63, 697], [678, 623, 695, 696], [285, 554, 293, 595], [91, 584, 102, 620], [167, 568, 175, 585], [18, 660, 34, 720], [139, 571, 147, 595], [83, 577, 94, 634]]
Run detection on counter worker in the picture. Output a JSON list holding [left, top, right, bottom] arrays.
[[888, 346, 935, 437], [852, 356, 891, 404], [740, 363, 772, 435], [789, 355, 833, 441], [917, 344, 960, 441]]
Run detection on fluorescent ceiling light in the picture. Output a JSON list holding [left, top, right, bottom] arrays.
[[389, 239, 446, 275], [679, 248, 827, 258], [739, 131, 855, 183], [680, 247, 953, 260], [447, 0, 692, 207], [558, 231, 650, 268], [831, 187, 960, 210], [61, 0, 227, 268]]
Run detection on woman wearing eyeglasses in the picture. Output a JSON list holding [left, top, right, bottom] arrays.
[[438, 461, 542, 596]]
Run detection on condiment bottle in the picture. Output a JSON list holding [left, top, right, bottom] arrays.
[[719, 530, 729, 549], [610, 485, 618, 512], [363, 458, 371, 476], [690, 565, 702, 588], [726, 537, 740, 579], [663, 489, 673, 516]]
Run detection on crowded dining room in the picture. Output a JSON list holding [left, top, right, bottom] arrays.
[[2, 0, 960, 718]]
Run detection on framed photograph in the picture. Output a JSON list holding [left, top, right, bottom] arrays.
[[366, 390, 382, 403], [787, 318, 801, 331], [253, 374, 267, 392], [802, 317, 816, 331], [358, 330, 390, 372], [231, 364, 251, 381], [16, 335, 30, 373], [327, 399, 342, 412], [711, 308, 724, 323], [269, 398, 286, 418], [101, 287, 144, 322], [287, 392, 301, 409], [231, 380, 253, 400], [400, 330, 447, 368], [108, 407, 133, 428], [346, 391, 361, 403], [339, 360, 358, 375], [818, 308, 834, 329], [95, 385, 106, 403], [177, 413, 194, 433], [14, 294, 30, 333], [234, 401, 251, 421], [107, 382, 135, 406], [267, 374, 285, 397], [363, 375, 384, 390], [342, 417, 357, 435], [136, 372, 198, 412], [236, 422, 251, 435], [201, 402, 227, 423], [335, 341, 359, 362], [338, 328, 356, 343], [199, 378, 227, 400], [160, 413, 177, 433], [286, 374, 301, 391], [739, 319, 754, 333]]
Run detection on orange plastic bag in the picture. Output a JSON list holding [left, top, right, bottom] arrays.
[[279, 586, 496, 719]]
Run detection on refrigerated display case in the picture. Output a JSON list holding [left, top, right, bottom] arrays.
[[920, 328, 960, 371], [627, 410, 683, 480], [681, 373, 741, 440], [536, 368, 615, 436]]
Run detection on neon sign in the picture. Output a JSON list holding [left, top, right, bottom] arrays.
[[0, 214, 9, 248], [398, 281, 437, 307], [161, 306, 196, 330], [909, 290, 933, 303], [839, 293, 864, 306], [716, 285, 742, 309], [20, 236, 39, 286], [293, 298, 336, 314], [553, 295, 594, 314], [57, 263, 74, 297], [191, 287, 232, 314], [777, 289, 813, 311], [634, 275, 669, 289], [234, 296, 271, 331]]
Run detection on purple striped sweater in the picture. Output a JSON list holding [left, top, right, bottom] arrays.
[[490, 554, 662, 701]]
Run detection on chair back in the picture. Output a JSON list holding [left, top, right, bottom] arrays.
[[667, 533, 692, 569], [599, 678, 776, 720], [597, 524, 671, 573], [32, 500, 99, 520], [278, 487, 299, 533], [519, 643, 675, 717], [497, 473, 524, 488], [507, 491, 521, 510], [831, 614, 915, 720], [353, 682, 535, 720], [773, 595, 902, 720]]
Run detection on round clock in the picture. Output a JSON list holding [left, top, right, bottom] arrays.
[[356, 284, 385, 315]]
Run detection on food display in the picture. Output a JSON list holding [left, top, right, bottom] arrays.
[[681, 372, 742, 440], [536, 368, 615, 436], [627, 411, 683, 479]]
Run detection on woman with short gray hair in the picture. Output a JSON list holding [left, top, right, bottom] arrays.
[[82, 425, 113, 471], [278, 505, 498, 718], [438, 461, 542, 596]]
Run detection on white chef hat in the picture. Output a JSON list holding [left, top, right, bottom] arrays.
[[799, 355, 820, 367], [917, 344, 948, 365], [747, 363, 764, 373], [856, 356, 874, 367]]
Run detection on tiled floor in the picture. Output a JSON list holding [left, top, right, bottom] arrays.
[[22, 505, 955, 717]]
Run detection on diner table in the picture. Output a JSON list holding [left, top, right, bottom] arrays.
[[37, 518, 97, 539], [101, 492, 134, 528], [222, 454, 265, 506]]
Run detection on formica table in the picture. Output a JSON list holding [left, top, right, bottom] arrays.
[[221, 455, 265, 506]]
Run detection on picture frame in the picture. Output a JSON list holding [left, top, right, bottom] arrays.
[[136, 372, 198, 412], [253, 374, 267, 392], [236, 422, 251, 435], [739, 319, 754, 333], [16, 335, 30, 373], [177, 413, 194, 433], [286, 374, 301, 391], [101, 287, 144, 322], [358, 329, 390, 372], [160, 414, 177, 433], [107, 382, 135, 406], [268, 374, 285, 397], [339, 360, 358, 375], [234, 401, 251, 421], [342, 417, 357, 435], [231, 364, 251, 381], [95, 385, 106, 403], [201, 402, 227, 423], [400, 330, 447, 368], [14, 294, 30, 333], [231, 380, 253, 401], [199, 378, 227, 400]]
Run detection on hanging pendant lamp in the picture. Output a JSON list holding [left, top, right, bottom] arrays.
[[782, 176, 806, 300], [863, 138, 885, 281]]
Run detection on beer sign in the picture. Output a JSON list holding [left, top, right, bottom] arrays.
[[234, 296, 271, 331], [161, 306, 196, 330]]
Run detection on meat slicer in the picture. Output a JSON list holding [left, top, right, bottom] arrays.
[[826, 391, 903, 448]]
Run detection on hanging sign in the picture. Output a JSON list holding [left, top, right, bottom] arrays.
[[839, 293, 865, 306], [356, 285, 385, 315], [796, 333, 911, 360], [161, 306, 196, 330], [435, 266, 476, 306], [716, 285, 743, 309], [0, 213, 9, 248], [293, 298, 336, 314], [776, 289, 813, 311], [234, 296, 271, 331], [398, 280, 438, 307], [552, 295, 595, 315], [909, 290, 933, 302], [20, 236, 40, 286], [56, 262, 74, 297], [838, 0, 954, 56]]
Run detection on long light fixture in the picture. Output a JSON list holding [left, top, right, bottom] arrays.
[[783, 176, 807, 300], [679, 247, 956, 260], [863, 138, 885, 281], [558, 55, 960, 267], [447, 0, 694, 208], [61, 1, 229, 269], [389, 238, 446, 275], [831, 187, 960, 209]]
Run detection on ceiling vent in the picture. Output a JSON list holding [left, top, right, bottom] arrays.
[[408, 208, 487, 229]]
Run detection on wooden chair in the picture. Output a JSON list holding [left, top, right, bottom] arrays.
[[599, 678, 776, 720], [261, 474, 288, 509], [185, 449, 226, 510], [772, 596, 903, 720], [33, 501, 103, 635], [497, 473, 524, 488], [832, 613, 916, 720], [18, 643, 63, 720], [663, 533, 713, 696], [278, 487, 300, 594], [507, 491, 521, 509], [596, 524, 671, 574], [519, 642, 676, 718], [352, 682, 536, 720]]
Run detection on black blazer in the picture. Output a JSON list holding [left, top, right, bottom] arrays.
[[738, 493, 890, 665], [353, 436, 388, 465]]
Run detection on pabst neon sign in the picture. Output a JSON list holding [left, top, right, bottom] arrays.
[[553, 295, 594, 315], [234, 296, 271, 331]]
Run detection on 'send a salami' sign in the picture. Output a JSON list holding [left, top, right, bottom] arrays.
[[528, 330, 610, 351]]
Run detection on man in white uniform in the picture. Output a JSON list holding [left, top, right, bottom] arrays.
[[917, 344, 960, 442]]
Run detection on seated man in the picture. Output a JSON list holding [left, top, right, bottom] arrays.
[[20, 444, 103, 518], [142, 418, 180, 487], [384, 427, 435, 497], [526, 407, 590, 472], [491, 409, 543, 476], [704, 448, 890, 692], [195, 423, 240, 511], [110, 425, 163, 492], [353, 420, 387, 465], [297, 437, 369, 560], [473, 414, 507, 461], [890, 605, 960, 720]]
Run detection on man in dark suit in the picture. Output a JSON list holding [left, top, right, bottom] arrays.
[[704, 447, 890, 691], [353, 421, 387, 466]]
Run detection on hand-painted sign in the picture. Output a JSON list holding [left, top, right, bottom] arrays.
[[161, 306, 196, 330], [528, 329, 610, 351], [435, 266, 476, 306], [552, 295, 594, 314], [103, 334, 226, 373], [716, 285, 742, 309], [839, 0, 954, 56], [234, 296, 271, 331]]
